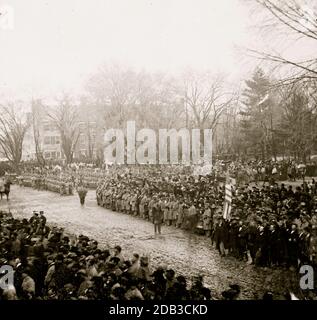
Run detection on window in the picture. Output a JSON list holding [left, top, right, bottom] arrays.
[[79, 122, 86, 133], [44, 136, 61, 145], [43, 122, 58, 131], [43, 151, 61, 159], [79, 133, 86, 148], [44, 136, 51, 144]]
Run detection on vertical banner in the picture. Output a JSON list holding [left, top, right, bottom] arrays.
[[223, 201, 231, 220], [223, 177, 235, 220], [223, 184, 232, 220]]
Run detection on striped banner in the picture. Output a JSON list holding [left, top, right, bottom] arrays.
[[225, 184, 232, 202], [223, 177, 235, 220], [223, 201, 231, 220]]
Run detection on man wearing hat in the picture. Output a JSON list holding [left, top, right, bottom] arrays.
[[77, 184, 88, 206], [113, 245, 124, 266], [29, 211, 39, 234], [36, 211, 46, 235], [203, 204, 212, 237], [152, 203, 163, 235]]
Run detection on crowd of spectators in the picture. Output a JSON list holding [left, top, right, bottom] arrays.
[[96, 164, 317, 271], [2, 160, 317, 300], [0, 210, 228, 301], [222, 159, 309, 185], [213, 181, 317, 268]]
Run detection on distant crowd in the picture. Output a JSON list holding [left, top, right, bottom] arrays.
[[223, 160, 309, 185], [17, 165, 105, 195]]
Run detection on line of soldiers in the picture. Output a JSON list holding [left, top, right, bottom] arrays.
[[96, 173, 221, 235], [19, 166, 106, 190], [97, 168, 317, 270], [97, 188, 212, 233], [18, 174, 74, 195]]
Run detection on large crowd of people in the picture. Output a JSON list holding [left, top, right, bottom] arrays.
[[17, 165, 105, 195], [2, 159, 317, 300], [0, 210, 228, 300], [96, 165, 222, 233], [223, 159, 310, 185], [96, 164, 317, 270], [213, 182, 317, 268]]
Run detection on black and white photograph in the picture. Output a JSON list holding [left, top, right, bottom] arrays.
[[0, 0, 317, 311]]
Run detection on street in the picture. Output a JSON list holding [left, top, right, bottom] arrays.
[[0, 185, 297, 299]]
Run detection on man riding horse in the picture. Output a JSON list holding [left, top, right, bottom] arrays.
[[0, 177, 11, 201]]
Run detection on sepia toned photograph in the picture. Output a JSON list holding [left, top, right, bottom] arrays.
[[0, 0, 317, 309]]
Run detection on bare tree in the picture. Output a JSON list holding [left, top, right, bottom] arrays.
[[47, 95, 80, 164], [246, 0, 317, 86], [216, 102, 242, 156], [133, 73, 184, 130], [183, 72, 236, 130], [86, 120, 96, 161], [0, 103, 30, 171], [86, 64, 139, 127], [86, 64, 185, 130], [31, 99, 46, 167]]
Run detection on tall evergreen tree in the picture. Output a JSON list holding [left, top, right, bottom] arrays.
[[240, 68, 278, 160]]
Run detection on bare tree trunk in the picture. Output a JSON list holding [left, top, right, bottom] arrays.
[[0, 105, 30, 172], [31, 104, 46, 167], [47, 95, 80, 165]]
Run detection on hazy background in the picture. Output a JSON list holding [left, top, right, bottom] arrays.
[[0, 0, 314, 101]]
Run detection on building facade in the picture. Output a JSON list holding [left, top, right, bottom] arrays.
[[22, 100, 105, 163]]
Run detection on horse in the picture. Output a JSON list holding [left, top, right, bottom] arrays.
[[0, 178, 11, 201]]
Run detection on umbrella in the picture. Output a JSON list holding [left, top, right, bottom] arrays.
[[297, 164, 306, 169]]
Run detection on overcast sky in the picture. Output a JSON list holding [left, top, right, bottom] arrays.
[[0, 0, 314, 101]]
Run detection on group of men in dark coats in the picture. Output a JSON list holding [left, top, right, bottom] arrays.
[[96, 166, 317, 269], [212, 181, 317, 268], [0, 210, 217, 300]]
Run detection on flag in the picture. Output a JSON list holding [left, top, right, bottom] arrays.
[[225, 183, 232, 202], [223, 177, 236, 220], [223, 201, 232, 220], [223, 183, 232, 220]]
